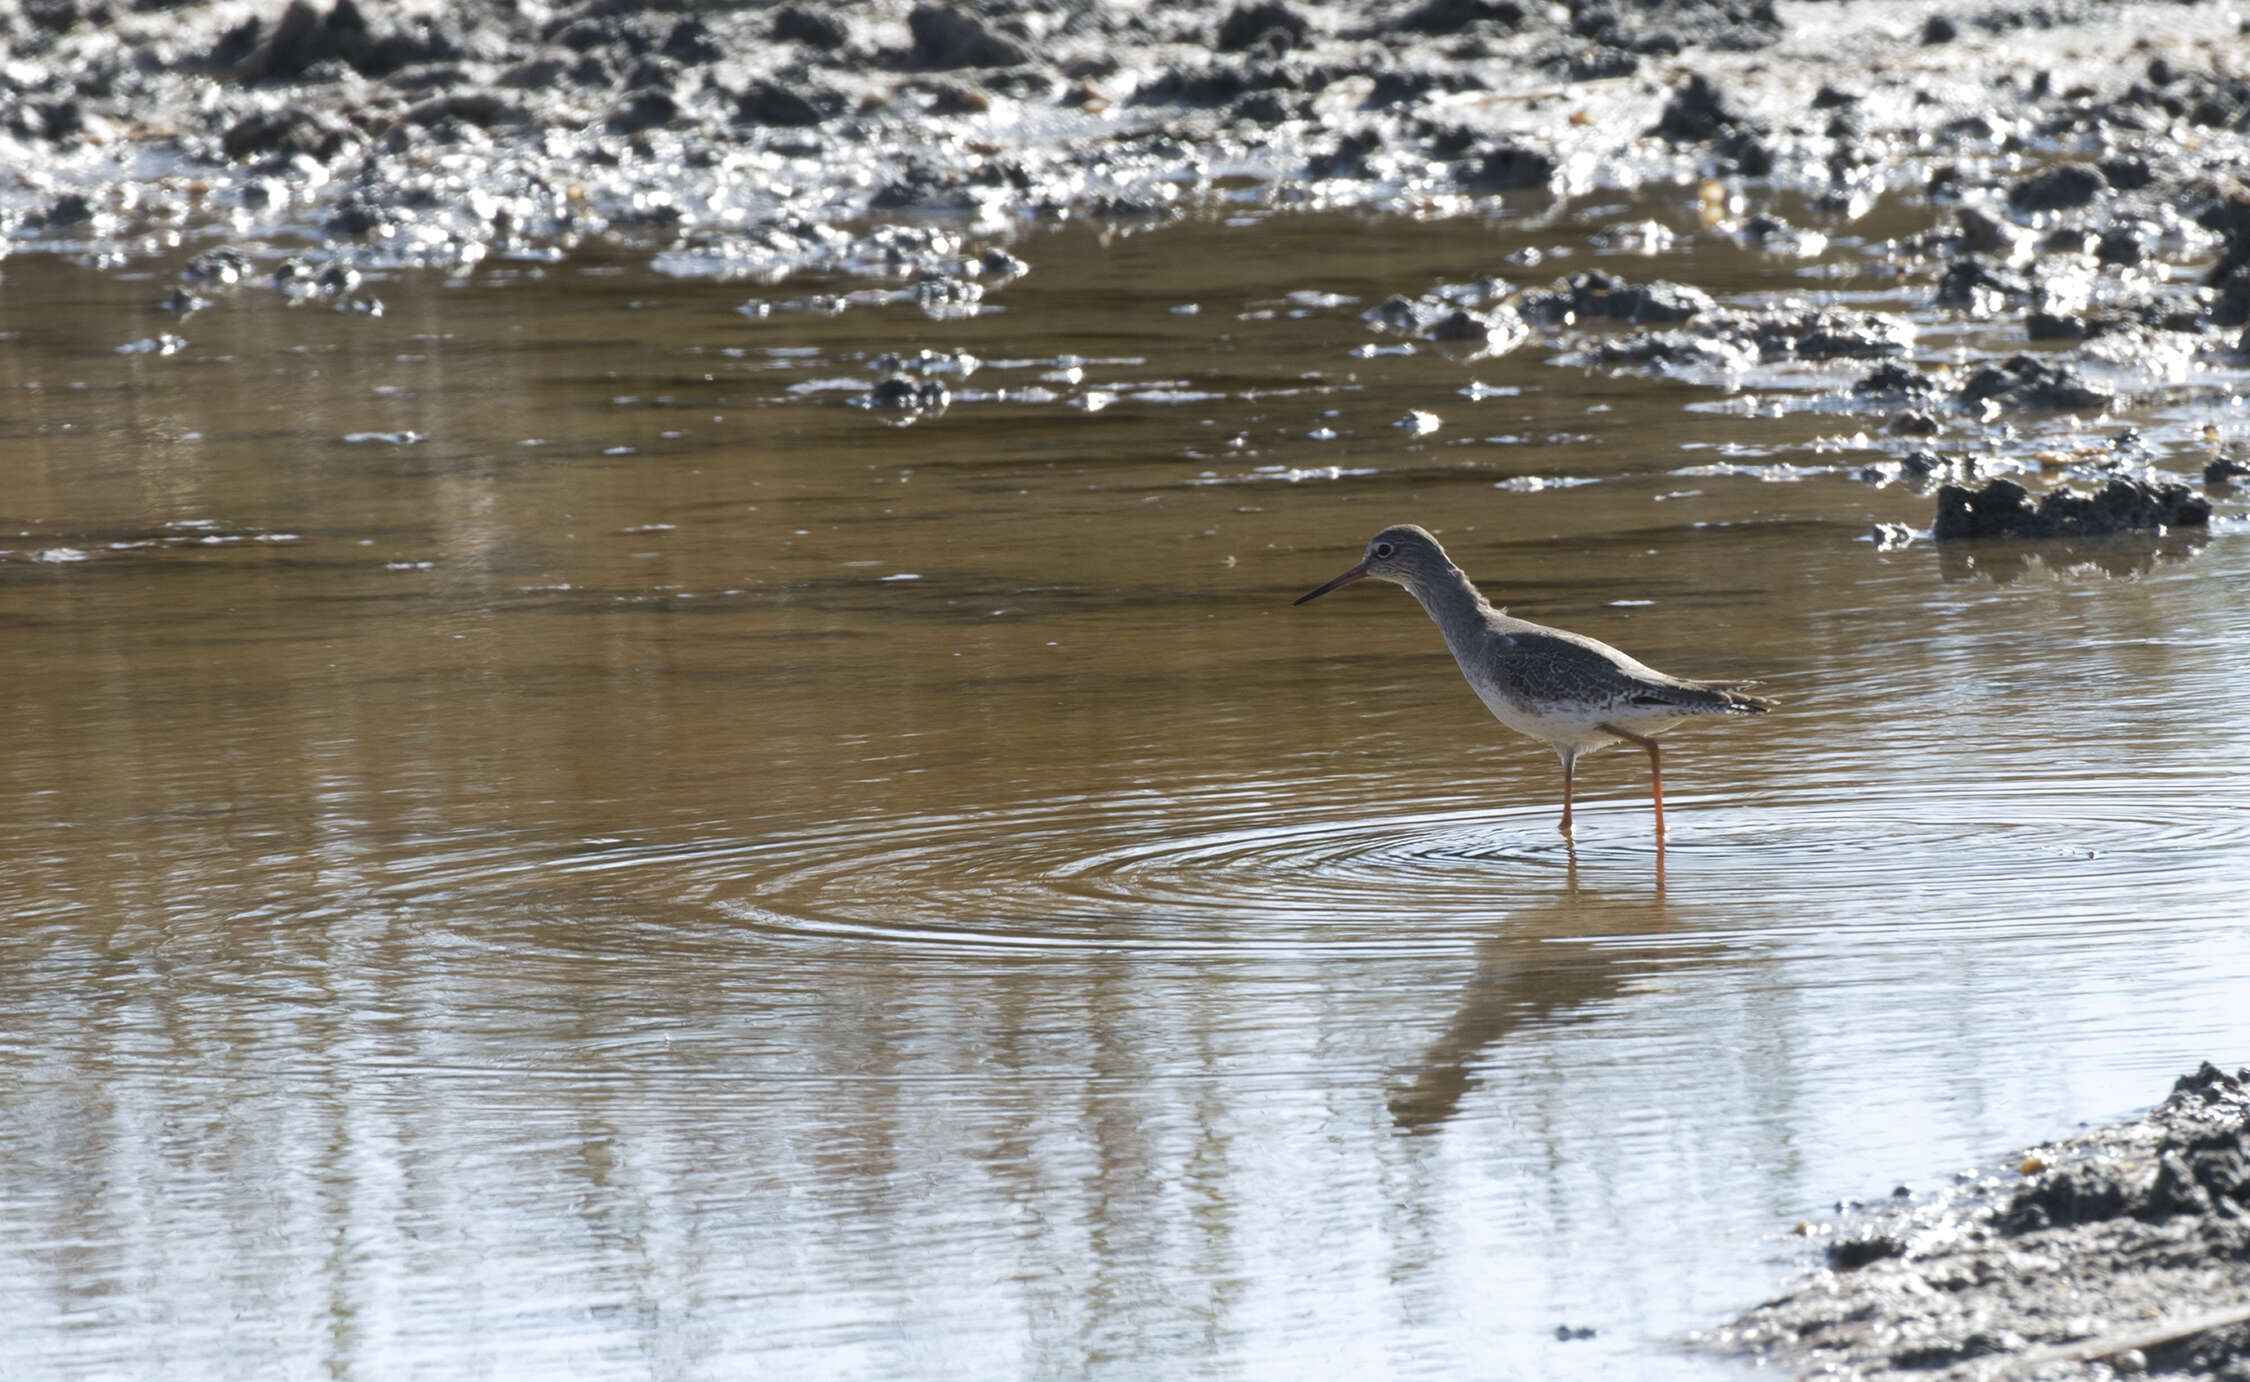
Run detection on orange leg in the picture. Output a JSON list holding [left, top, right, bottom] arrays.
[[1557, 749, 1576, 834], [1599, 724, 1664, 839]]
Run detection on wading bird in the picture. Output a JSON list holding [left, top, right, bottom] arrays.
[[1293, 524, 1772, 837]]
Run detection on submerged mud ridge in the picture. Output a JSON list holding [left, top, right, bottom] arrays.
[[1709, 1064, 2250, 1381], [6, 0, 2250, 512]]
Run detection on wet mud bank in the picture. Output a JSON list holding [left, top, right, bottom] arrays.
[[1708, 1064, 2250, 1381], [9, 1, 2250, 522], [3, 0, 2249, 293]]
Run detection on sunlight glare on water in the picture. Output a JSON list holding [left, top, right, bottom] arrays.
[[2, 212, 2249, 1379]]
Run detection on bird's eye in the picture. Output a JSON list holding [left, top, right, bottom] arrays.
[[1373, 542, 1395, 558]]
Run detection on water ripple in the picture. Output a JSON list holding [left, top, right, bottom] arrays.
[[486, 771, 2250, 954]]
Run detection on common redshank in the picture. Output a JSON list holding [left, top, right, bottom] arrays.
[[1293, 524, 1772, 836]]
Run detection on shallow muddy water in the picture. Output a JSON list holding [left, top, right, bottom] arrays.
[[4, 206, 2250, 1379]]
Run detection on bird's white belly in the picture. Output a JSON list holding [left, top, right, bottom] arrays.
[[1465, 679, 1612, 752]]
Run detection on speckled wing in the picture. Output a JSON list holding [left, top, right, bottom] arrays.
[[1496, 627, 1771, 716]]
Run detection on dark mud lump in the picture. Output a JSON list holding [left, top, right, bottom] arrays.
[[1933, 476, 2211, 540], [1217, 2, 1311, 53]]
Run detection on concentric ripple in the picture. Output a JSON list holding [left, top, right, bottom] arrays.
[[515, 770, 2250, 955]]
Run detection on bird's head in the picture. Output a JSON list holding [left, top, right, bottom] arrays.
[[1293, 524, 1454, 605]]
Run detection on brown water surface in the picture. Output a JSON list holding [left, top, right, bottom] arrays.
[[5, 210, 2249, 1378]]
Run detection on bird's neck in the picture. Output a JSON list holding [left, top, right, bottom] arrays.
[[1405, 563, 1494, 636]]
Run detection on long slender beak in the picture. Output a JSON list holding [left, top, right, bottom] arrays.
[[1293, 562, 1369, 605]]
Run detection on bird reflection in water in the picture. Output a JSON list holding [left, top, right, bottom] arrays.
[[1388, 867, 1689, 1131]]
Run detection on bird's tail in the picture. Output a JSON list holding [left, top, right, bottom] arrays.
[[1718, 682, 1775, 713], [1637, 680, 1774, 714]]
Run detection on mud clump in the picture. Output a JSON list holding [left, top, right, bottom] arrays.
[[1934, 476, 2212, 539], [1216, 2, 1314, 53], [1957, 355, 2110, 413], [219, 104, 354, 163], [1649, 71, 1774, 173], [1555, 301, 1912, 380], [1935, 255, 2035, 315], [225, 0, 478, 84], [904, 5, 1034, 70], [1854, 362, 1941, 401], [1760, 309, 1910, 361], [1710, 1065, 2250, 1380], [1467, 144, 1556, 190], [771, 6, 850, 51], [2007, 162, 2110, 214], [1517, 271, 1715, 326], [1397, 0, 1527, 36]]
